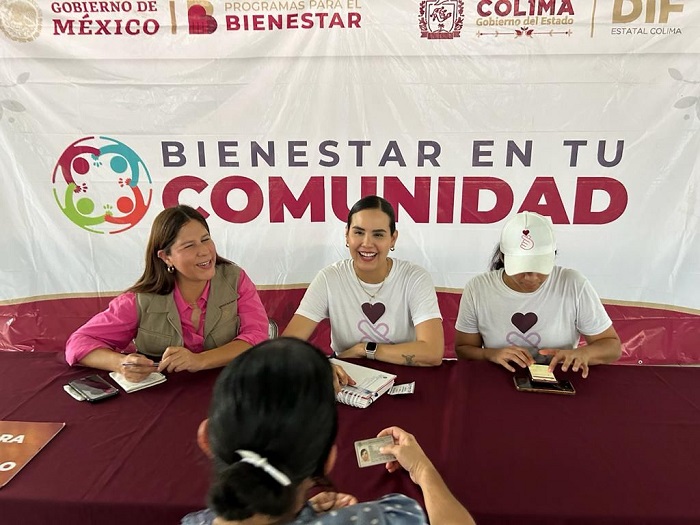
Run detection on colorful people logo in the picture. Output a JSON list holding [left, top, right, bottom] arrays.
[[52, 136, 152, 234]]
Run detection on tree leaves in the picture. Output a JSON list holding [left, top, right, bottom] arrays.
[[668, 68, 684, 81], [673, 96, 697, 109], [1, 100, 25, 112]]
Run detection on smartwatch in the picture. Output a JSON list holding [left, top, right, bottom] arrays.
[[365, 341, 377, 360]]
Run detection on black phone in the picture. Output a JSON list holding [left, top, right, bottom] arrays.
[[68, 374, 119, 402], [513, 373, 576, 395]]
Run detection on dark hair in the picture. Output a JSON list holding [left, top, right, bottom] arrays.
[[346, 195, 396, 235], [128, 205, 230, 295], [206, 338, 338, 521], [489, 244, 504, 271]]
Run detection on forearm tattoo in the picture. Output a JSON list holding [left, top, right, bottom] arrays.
[[402, 354, 416, 366]]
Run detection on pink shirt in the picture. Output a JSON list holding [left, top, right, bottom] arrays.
[[65, 269, 269, 365]]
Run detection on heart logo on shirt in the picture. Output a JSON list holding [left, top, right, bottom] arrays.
[[362, 302, 386, 324], [511, 312, 538, 333]]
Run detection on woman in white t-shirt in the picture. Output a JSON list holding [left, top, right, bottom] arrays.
[[283, 195, 444, 368], [455, 211, 621, 378]]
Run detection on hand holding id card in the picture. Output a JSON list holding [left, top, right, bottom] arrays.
[[354, 436, 396, 467]]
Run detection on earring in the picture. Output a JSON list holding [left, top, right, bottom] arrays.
[[346, 243, 349, 247], [167, 265, 175, 274], [390, 247, 395, 251]]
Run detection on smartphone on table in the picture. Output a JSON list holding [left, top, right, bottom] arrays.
[[67, 374, 119, 402]]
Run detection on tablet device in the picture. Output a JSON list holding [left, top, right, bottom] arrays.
[[67, 374, 119, 402]]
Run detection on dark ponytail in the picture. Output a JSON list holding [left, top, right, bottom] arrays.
[[209, 461, 297, 520], [206, 338, 337, 521], [489, 244, 504, 271]]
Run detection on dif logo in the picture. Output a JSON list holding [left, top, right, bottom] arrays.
[[52, 136, 152, 234], [612, 0, 683, 23]]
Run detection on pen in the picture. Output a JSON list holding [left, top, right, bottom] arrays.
[[126, 343, 158, 368]]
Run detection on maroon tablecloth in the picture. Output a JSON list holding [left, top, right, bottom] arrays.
[[1, 353, 699, 524], [333, 360, 700, 525], [0, 352, 214, 525]]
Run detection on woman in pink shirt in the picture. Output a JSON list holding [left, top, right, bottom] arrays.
[[65, 205, 269, 382]]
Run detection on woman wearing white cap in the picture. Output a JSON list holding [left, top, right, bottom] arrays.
[[454, 211, 621, 377]]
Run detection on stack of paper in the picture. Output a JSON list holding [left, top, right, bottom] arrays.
[[330, 359, 396, 409], [108, 372, 167, 393]]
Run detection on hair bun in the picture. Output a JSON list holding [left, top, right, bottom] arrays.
[[209, 462, 295, 521]]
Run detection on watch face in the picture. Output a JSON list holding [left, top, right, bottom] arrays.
[[365, 342, 377, 351]]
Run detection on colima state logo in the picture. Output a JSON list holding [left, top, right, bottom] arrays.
[[52, 136, 152, 234]]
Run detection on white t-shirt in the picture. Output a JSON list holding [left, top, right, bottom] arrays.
[[296, 259, 442, 354], [455, 266, 612, 363]]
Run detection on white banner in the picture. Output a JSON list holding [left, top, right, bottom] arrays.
[[1, 0, 699, 318], [1, 0, 699, 59]]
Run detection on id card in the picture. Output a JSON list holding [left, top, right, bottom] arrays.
[[528, 364, 558, 383], [354, 436, 396, 468]]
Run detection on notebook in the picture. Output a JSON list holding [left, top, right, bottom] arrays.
[[108, 371, 167, 393], [330, 359, 396, 409], [0, 421, 65, 488]]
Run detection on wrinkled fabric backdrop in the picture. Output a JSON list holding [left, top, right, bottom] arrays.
[[1, 0, 698, 362]]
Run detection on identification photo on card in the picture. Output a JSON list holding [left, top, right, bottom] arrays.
[[354, 435, 396, 468]]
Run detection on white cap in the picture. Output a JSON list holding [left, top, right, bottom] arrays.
[[500, 212, 556, 276]]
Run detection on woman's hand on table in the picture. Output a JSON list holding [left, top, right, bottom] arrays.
[[159, 346, 203, 373], [539, 347, 591, 378], [488, 346, 534, 372], [120, 354, 158, 383], [336, 343, 366, 360], [331, 363, 355, 394]]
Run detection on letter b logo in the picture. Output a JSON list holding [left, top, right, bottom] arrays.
[[188, 0, 218, 34]]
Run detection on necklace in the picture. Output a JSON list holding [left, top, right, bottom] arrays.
[[354, 261, 390, 303]]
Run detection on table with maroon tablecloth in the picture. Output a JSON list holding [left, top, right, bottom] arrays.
[[1, 352, 698, 525]]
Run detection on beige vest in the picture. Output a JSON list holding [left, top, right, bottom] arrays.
[[133, 264, 241, 358]]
